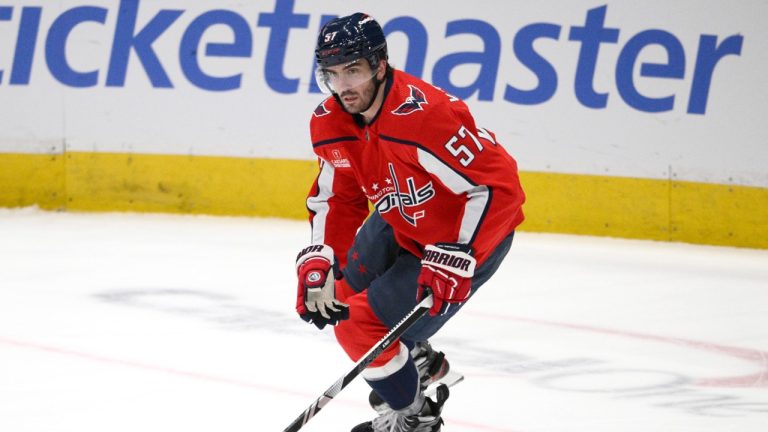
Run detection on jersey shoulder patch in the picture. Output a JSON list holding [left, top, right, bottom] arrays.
[[313, 99, 332, 117], [391, 84, 428, 116], [327, 147, 351, 168]]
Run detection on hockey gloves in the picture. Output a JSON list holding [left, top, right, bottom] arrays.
[[418, 243, 477, 316], [295, 244, 349, 329]]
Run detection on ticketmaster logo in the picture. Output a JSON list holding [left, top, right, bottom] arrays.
[[0, 1, 744, 114]]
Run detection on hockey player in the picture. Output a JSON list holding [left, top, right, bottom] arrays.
[[294, 12, 525, 431]]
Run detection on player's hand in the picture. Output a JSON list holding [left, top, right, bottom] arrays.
[[417, 243, 477, 316], [295, 244, 349, 329]]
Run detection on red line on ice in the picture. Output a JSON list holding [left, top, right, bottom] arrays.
[[465, 312, 768, 388], [0, 335, 525, 432]]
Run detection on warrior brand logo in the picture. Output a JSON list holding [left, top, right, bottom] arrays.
[[373, 163, 435, 226], [297, 244, 324, 261], [423, 250, 473, 273], [392, 85, 428, 115], [313, 101, 331, 117]]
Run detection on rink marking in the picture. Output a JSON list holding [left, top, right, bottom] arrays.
[[0, 335, 524, 432], [466, 312, 768, 388], [0, 335, 308, 397]]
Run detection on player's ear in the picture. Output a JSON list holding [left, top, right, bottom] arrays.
[[376, 59, 387, 80]]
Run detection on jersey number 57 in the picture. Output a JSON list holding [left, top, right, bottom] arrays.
[[444, 126, 496, 167]]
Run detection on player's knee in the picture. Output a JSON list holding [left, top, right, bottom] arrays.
[[334, 292, 399, 367]]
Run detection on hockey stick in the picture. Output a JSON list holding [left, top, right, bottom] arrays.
[[282, 293, 434, 432]]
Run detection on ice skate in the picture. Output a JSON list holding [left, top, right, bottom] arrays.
[[351, 384, 449, 432], [369, 341, 459, 413]]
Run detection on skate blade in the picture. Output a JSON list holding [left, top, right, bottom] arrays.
[[424, 370, 464, 398]]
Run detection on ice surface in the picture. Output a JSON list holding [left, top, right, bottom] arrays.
[[1, 209, 766, 431]]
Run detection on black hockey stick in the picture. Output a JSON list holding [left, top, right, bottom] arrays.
[[282, 293, 434, 432]]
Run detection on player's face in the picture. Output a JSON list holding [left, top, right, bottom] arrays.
[[319, 60, 381, 114]]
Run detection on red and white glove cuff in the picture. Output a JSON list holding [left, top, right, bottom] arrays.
[[295, 244, 335, 271]]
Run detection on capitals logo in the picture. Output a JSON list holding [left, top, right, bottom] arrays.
[[373, 163, 435, 226], [392, 85, 427, 115]]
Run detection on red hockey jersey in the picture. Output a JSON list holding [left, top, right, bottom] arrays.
[[307, 69, 525, 267]]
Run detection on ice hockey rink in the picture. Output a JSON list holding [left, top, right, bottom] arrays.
[[1, 208, 766, 432]]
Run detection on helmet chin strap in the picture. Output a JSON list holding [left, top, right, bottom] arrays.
[[359, 73, 385, 113]]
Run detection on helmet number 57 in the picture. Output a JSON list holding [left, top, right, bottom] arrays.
[[444, 126, 484, 167], [324, 31, 338, 43]]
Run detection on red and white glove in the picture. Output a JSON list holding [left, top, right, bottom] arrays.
[[417, 243, 477, 316], [295, 244, 349, 329]]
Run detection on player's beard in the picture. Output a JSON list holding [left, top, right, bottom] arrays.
[[338, 79, 377, 114]]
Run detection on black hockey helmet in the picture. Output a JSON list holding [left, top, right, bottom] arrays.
[[315, 13, 388, 69]]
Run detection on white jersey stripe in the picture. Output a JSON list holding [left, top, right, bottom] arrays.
[[417, 148, 490, 244], [460, 185, 490, 244], [307, 160, 335, 245]]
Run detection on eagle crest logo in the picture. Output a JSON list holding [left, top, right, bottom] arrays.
[[392, 85, 427, 115], [313, 100, 331, 117]]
